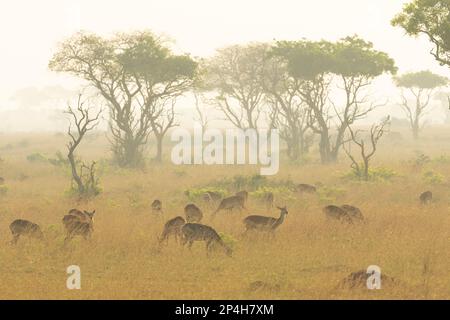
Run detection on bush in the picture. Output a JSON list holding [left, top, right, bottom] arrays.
[[342, 166, 398, 182], [26, 153, 48, 163], [422, 170, 445, 185], [48, 151, 69, 167], [0, 185, 8, 196], [250, 186, 296, 202]]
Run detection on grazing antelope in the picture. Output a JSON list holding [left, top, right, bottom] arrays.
[[297, 184, 317, 194], [62, 215, 93, 244], [68, 209, 95, 224], [212, 195, 246, 217], [323, 205, 353, 223], [181, 223, 232, 257], [340, 205, 364, 221], [243, 206, 288, 234], [236, 190, 249, 203], [151, 199, 163, 215], [419, 191, 432, 205], [159, 216, 186, 244], [203, 191, 222, 203], [261, 192, 274, 210], [10, 219, 43, 244], [184, 204, 203, 223]]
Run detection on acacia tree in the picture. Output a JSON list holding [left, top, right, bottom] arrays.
[[392, 0, 450, 68], [343, 117, 390, 181], [49, 31, 197, 167], [65, 94, 102, 198], [203, 43, 268, 129], [262, 51, 312, 161], [394, 71, 448, 139], [274, 36, 396, 164]]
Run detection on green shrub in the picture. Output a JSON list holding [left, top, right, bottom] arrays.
[[422, 170, 445, 185], [342, 166, 398, 182], [27, 153, 48, 163], [218, 232, 237, 249]]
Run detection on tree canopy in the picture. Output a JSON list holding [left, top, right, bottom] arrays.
[[394, 70, 448, 89], [392, 0, 450, 68]]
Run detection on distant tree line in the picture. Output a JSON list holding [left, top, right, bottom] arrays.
[[48, 0, 450, 168]]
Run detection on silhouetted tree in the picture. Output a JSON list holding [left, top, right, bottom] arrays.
[[50, 31, 197, 166], [392, 0, 450, 68], [394, 70, 448, 139], [343, 117, 390, 181]]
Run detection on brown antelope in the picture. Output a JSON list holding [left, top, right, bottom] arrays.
[[419, 191, 432, 205], [212, 195, 246, 218], [261, 192, 274, 210], [68, 209, 95, 224], [340, 205, 364, 221], [62, 215, 93, 244], [243, 206, 288, 235], [181, 223, 232, 257], [151, 199, 163, 215], [297, 184, 317, 194], [10, 219, 44, 244], [323, 205, 353, 223], [236, 190, 249, 204], [203, 191, 222, 203], [184, 204, 203, 223], [159, 216, 186, 244]]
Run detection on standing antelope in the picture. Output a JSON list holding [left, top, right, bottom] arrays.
[[68, 209, 95, 224], [212, 195, 246, 218], [62, 214, 93, 244], [243, 206, 288, 235], [297, 184, 317, 194], [261, 192, 274, 210], [419, 191, 432, 205], [181, 223, 232, 257], [184, 204, 203, 223], [323, 205, 353, 223], [340, 205, 364, 221], [10, 219, 44, 244], [236, 190, 249, 204], [159, 216, 186, 244], [151, 199, 163, 215]]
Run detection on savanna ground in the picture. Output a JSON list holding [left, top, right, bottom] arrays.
[[0, 127, 449, 300]]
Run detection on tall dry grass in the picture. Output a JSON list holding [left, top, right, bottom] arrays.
[[0, 127, 449, 299]]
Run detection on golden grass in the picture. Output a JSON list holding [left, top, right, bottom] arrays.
[[0, 127, 449, 299]]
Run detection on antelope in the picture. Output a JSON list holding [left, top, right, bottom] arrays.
[[184, 204, 203, 223], [68, 209, 95, 224], [297, 184, 317, 194], [181, 223, 232, 257], [261, 192, 274, 210], [159, 216, 186, 244], [212, 195, 246, 217], [340, 205, 364, 221], [419, 191, 432, 205], [62, 215, 93, 244], [151, 199, 163, 215], [243, 206, 288, 234], [323, 205, 353, 223], [236, 190, 249, 204], [203, 191, 222, 203], [10, 219, 44, 244]]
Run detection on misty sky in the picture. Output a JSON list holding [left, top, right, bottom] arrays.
[[0, 0, 449, 129]]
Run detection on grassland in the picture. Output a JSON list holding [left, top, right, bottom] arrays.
[[0, 127, 449, 299]]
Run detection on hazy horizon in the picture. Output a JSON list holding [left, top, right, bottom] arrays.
[[1, 0, 449, 131]]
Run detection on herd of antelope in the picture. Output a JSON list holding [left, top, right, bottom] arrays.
[[6, 181, 435, 257]]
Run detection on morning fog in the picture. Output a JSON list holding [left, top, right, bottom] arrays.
[[171, 125, 280, 176]]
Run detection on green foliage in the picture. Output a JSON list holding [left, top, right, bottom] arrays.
[[250, 186, 296, 202], [26, 153, 48, 163], [342, 166, 398, 182], [184, 188, 227, 202], [422, 170, 445, 184], [317, 185, 346, 203], [0, 185, 8, 196], [392, 0, 450, 67], [218, 232, 237, 250], [48, 151, 70, 167], [394, 70, 448, 89]]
